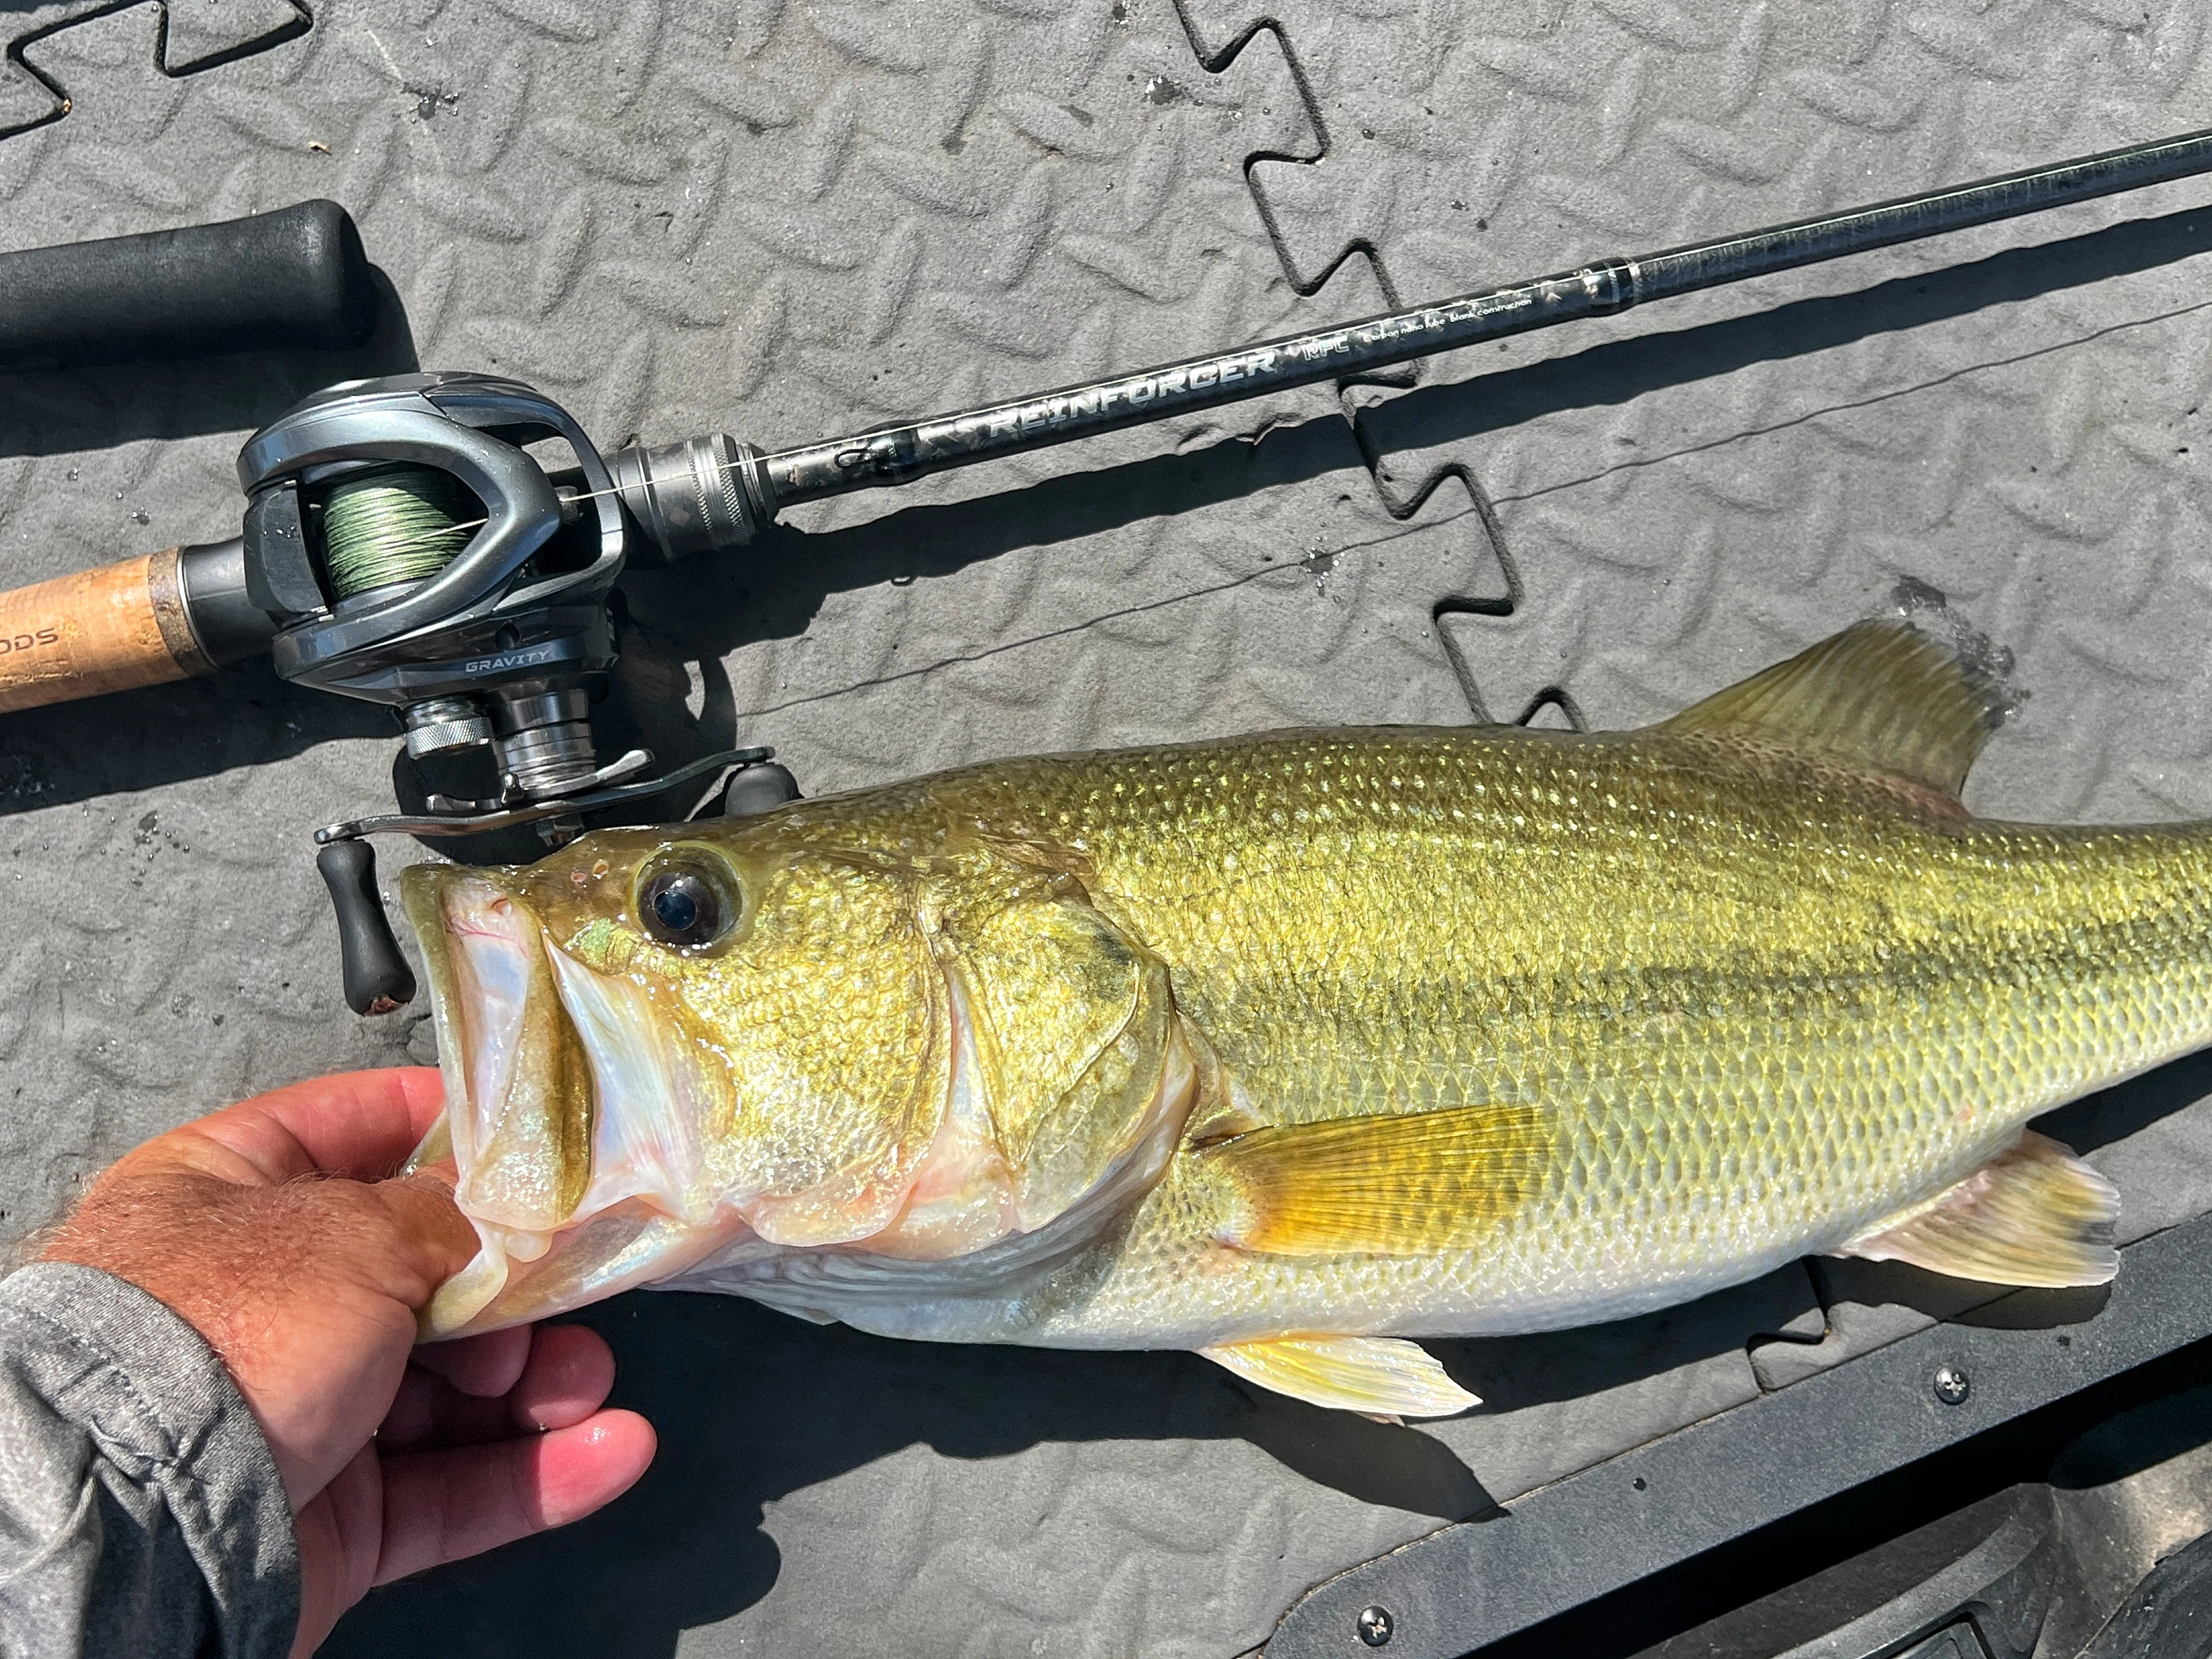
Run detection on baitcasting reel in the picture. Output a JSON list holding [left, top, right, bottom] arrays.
[[11, 124, 2212, 1014], [243, 372, 766, 812], [239, 370, 800, 1014]]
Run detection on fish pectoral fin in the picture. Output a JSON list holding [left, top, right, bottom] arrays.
[[1200, 1335, 1480, 1418], [1204, 1103, 1546, 1256], [1832, 1130, 2119, 1288], [1657, 618, 2003, 799]]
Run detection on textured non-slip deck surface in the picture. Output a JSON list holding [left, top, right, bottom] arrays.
[[6, 3, 2212, 1654]]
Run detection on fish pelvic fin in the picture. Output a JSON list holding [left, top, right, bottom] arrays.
[[1657, 618, 2005, 799], [1833, 1129, 2120, 1288], [1204, 1102, 1547, 1256], [1200, 1334, 1480, 1419]]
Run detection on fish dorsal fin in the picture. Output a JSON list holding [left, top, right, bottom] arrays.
[[1200, 1334, 1480, 1419], [1659, 619, 2003, 797], [1204, 1102, 1547, 1256], [1833, 1130, 2119, 1287]]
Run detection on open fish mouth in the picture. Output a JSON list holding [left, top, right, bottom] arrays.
[[401, 863, 1201, 1340], [403, 867, 745, 1338]]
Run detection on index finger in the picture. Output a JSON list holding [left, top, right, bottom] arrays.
[[180, 1067, 449, 1184]]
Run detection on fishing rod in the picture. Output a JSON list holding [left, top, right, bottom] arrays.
[[7, 125, 2212, 1015]]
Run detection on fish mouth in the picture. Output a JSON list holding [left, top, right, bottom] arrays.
[[402, 866, 743, 1338], [400, 863, 1203, 1340]]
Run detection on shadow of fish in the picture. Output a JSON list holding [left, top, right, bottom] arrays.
[[399, 620, 2184, 1418]]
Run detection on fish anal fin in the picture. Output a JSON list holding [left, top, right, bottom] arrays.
[[1200, 1334, 1479, 1418], [1206, 1102, 1547, 1256], [1834, 1130, 2119, 1288], [1658, 618, 2005, 799]]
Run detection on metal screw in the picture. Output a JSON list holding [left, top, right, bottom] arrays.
[[1356, 1605, 1395, 1647], [1933, 1365, 1971, 1405]]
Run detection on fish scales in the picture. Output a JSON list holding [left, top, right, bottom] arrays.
[[761, 727, 2212, 1347], [400, 622, 2212, 1414]]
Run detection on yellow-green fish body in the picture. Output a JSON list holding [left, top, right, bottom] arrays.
[[404, 622, 2206, 1416]]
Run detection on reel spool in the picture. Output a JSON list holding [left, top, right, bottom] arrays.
[[319, 466, 480, 602]]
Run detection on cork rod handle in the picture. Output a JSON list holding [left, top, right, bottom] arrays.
[[0, 549, 215, 714]]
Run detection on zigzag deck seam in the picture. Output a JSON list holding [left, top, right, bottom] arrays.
[[1, 0, 311, 142], [1170, 0, 1537, 728]]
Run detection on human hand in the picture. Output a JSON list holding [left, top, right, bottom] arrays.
[[38, 1067, 657, 1656]]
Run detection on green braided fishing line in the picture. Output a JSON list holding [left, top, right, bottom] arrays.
[[322, 467, 476, 600]]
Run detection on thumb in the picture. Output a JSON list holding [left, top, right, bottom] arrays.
[[358, 1172, 483, 1307]]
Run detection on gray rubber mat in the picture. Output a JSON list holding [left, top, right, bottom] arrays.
[[5, 2, 2212, 1654]]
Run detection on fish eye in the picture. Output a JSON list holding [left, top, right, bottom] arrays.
[[637, 864, 733, 950]]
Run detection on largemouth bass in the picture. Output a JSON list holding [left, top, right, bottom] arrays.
[[399, 620, 2209, 1417]]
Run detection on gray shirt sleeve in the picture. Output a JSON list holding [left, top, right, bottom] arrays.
[[0, 1262, 300, 1659]]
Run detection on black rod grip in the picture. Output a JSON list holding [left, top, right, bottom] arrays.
[[316, 840, 418, 1016], [0, 200, 376, 370]]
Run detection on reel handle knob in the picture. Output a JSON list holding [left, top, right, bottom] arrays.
[[716, 760, 801, 817], [316, 840, 417, 1015]]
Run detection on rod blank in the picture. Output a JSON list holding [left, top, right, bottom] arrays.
[[759, 126, 2212, 512]]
